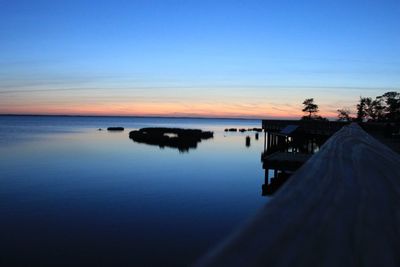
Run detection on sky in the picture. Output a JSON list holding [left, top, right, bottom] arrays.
[[0, 0, 399, 118]]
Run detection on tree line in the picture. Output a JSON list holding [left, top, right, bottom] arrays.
[[301, 91, 400, 122]]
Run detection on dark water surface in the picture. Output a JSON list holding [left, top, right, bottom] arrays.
[[0, 116, 267, 266]]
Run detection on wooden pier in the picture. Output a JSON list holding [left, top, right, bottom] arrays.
[[263, 151, 311, 170], [260, 120, 332, 196], [262, 119, 348, 136], [262, 120, 340, 156], [196, 123, 400, 267]]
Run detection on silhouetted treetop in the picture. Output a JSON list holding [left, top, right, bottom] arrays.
[[300, 98, 327, 121], [356, 91, 399, 122], [337, 108, 352, 122], [302, 98, 319, 118]]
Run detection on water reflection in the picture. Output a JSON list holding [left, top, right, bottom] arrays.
[[0, 116, 269, 266]]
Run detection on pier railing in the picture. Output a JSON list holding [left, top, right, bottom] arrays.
[[196, 123, 400, 267]]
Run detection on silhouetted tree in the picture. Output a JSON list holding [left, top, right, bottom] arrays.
[[337, 108, 352, 121], [356, 91, 400, 122], [369, 98, 385, 121], [302, 98, 319, 119], [378, 91, 400, 121], [356, 97, 371, 121]]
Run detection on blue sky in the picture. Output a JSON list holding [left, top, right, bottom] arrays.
[[0, 0, 399, 117]]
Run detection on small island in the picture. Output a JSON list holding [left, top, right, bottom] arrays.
[[129, 127, 213, 152], [107, 127, 124, 131]]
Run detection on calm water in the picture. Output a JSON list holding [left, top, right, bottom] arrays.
[[0, 115, 267, 266]]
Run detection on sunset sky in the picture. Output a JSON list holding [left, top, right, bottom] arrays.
[[1, 0, 399, 118]]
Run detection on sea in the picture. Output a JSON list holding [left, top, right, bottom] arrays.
[[0, 115, 268, 266]]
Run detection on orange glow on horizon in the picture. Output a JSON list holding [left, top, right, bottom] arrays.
[[0, 102, 339, 119]]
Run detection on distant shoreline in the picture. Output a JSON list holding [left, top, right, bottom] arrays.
[[0, 114, 271, 121]]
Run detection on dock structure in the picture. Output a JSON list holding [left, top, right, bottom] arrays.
[[260, 120, 338, 196], [261, 120, 346, 155], [262, 119, 348, 136], [196, 123, 400, 267], [262, 151, 311, 171], [261, 152, 312, 195]]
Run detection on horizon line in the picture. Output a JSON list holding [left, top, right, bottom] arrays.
[[0, 113, 336, 121]]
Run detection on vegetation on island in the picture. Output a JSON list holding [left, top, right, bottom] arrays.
[[129, 127, 213, 152]]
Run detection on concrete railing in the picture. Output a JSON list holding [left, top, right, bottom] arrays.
[[195, 123, 400, 267]]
